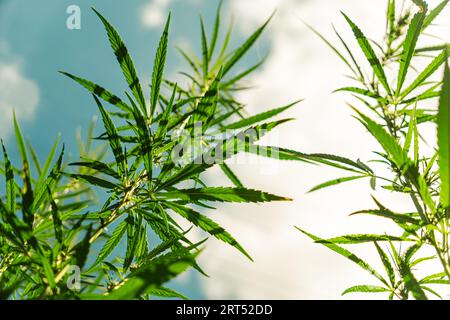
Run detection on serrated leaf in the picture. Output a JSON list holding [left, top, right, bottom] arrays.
[[319, 234, 413, 244], [69, 160, 119, 179], [150, 14, 170, 118], [423, 0, 449, 30], [223, 100, 301, 130], [222, 14, 273, 76], [164, 201, 252, 261], [374, 242, 395, 287], [102, 250, 196, 300], [93, 95, 127, 176], [219, 163, 243, 188], [401, 50, 447, 99], [308, 175, 366, 193], [94, 220, 127, 266], [342, 285, 389, 295], [438, 60, 450, 207], [1, 141, 15, 213], [297, 227, 387, 285], [342, 12, 391, 95], [157, 119, 289, 190], [66, 173, 117, 189], [59, 71, 131, 113], [396, 8, 427, 94], [93, 8, 146, 114], [159, 187, 290, 203]]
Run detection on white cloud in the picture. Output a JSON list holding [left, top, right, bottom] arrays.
[[0, 61, 40, 139], [194, 0, 450, 299], [140, 0, 172, 29]]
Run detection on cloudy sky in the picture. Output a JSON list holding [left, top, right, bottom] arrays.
[[1, 0, 449, 299]]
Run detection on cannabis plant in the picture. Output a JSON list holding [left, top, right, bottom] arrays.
[[0, 5, 294, 299], [294, 0, 450, 299]]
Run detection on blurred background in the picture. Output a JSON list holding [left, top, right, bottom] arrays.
[[1, 0, 449, 299]]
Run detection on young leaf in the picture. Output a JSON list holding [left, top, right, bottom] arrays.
[[158, 187, 291, 203], [93, 95, 127, 176], [59, 72, 132, 113], [308, 175, 366, 193], [219, 163, 244, 188], [200, 16, 209, 80], [342, 285, 388, 295], [400, 50, 447, 99], [93, 219, 128, 266], [222, 14, 273, 76], [1, 141, 15, 213], [296, 227, 387, 285], [423, 0, 449, 30], [437, 60, 450, 207], [93, 8, 147, 114], [150, 14, 171, 118], [208, 0, 222, 60], [396, 8, 427, 94], [223, 100, 301, 130], [342, 13, 391, 95], [319, 234, 413, 244], [374, 242, 395, 286], [164, 201, 253, 261]]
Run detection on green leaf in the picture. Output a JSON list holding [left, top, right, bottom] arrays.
[[159, 187, 290, 203], [399, 257, 427, 300], [102, 250, 196, 300], [48, 187, 63, 245], [40, 254, 56, 289], [223, 100, 301, 130], [302, 19, 357, 77], [150, 14, 170, 118], [308, 175, 366, 193], [191, 70, 222, 126], [396, 8, 427, 94], [93, 95, 127, 176], [147, 287, 188, 300], [296, 227, 387, 285], [59, 72, 131, 113], [69, 160, 119, 179], [222, 13, 273, 76], [342, 285, 388, 295], [208, 0, 222, 60], [93, 8, 147, 114], [423, 0, 449, 30], [374, 242, 395, 286], [438, 60, 450, 207], [1, 141, 15, 213], [354, 109, 410, 170], [342, 12, 391, 95], [200, 16, 209, 80], [319, 234, 413, 244], [32, 146, 64, 212], [164, 202, 253, 261], [400, 50, 447, 99], [13, 112, 30, 178], [350, 208, 421, 226], [66, 173, 117, 189], [94, 219, 128, 266], [219, 163, 244, 188], [158, 120, 289, 190], [387, 0, 396, 46], [334, 87, 387, 103]]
